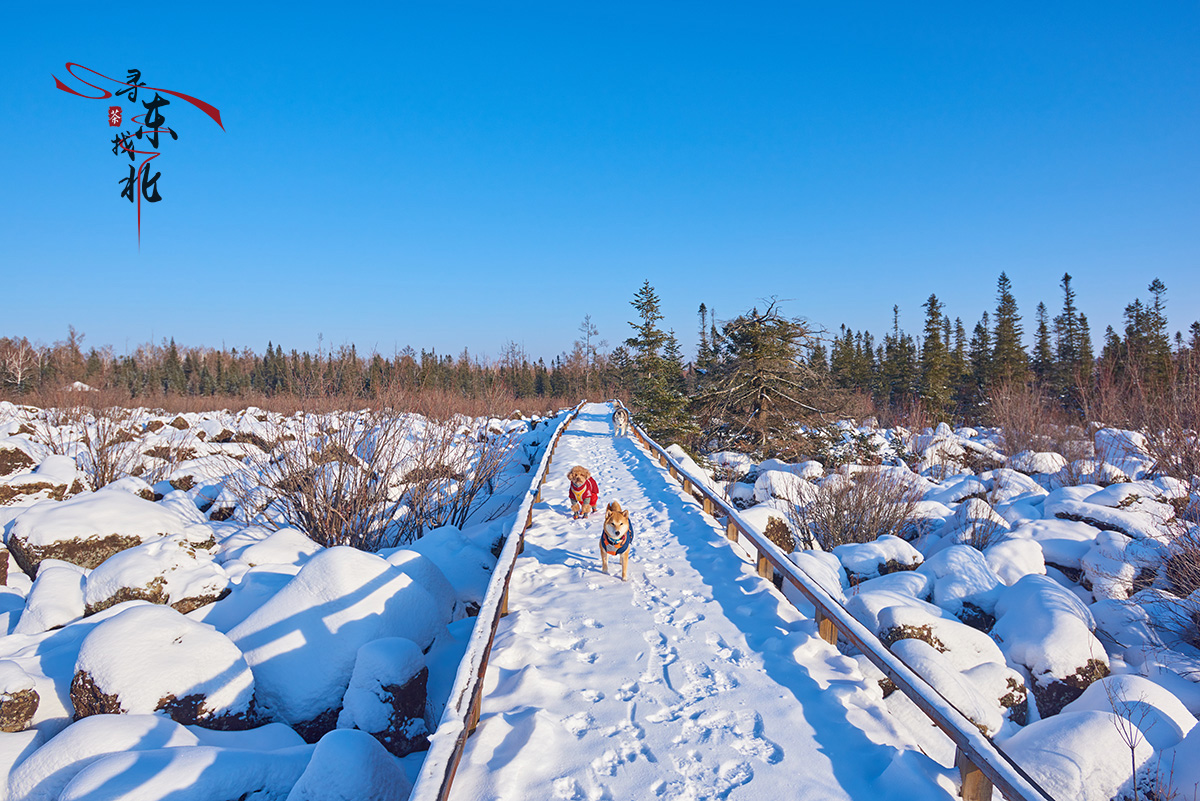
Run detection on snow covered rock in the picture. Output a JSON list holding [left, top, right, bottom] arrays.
[[337, 637, 429, 756], [405, 525, 497, 613], [384, 549, 459, 623], [1006, 451, 1067, 476], [845, 590, 946, 637], [0, 455, 80, 508], [934, 498, 1010, 550], [916, 545, 1003, 626], [980, 468, 1048, 505], [982, 537, 1046, 585], [992, 575, 1110, 716], [13, 563, 87, 635], [82, 530, 230, 616], [71, 604, 258, 729], [286, 728, 413, 801], [889, 639, 1003, 736], [878, 604, 1005, 671], [1094, 428, 1154, 480], [57, 744, 314, 801], [7, 714, 200, 801], [923, 475, 987, 506], [228, 547, 443, 741], [1001, 710, 1153, 801], [833, 536, 923, 585], [1052, 497, 1170, 542], [753, 470, 813, 504], [0, 661, 39, 733], [1080, 531, 1161, 601], [232, 527, 322, 568], [1062, 674, 1195, 751], [7, 491, 188, 576], [1010, 518, 1101, 572]]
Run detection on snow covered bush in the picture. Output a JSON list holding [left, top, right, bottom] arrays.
[[235, 409, 519, 550], [786, 467, 922, 549]]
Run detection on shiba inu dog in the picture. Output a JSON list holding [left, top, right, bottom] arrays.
[[567, 465, 599, 519], [612, 406, 630, 437], [601, 501, 633, 580]]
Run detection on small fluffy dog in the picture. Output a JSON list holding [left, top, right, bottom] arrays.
[[601, 502, 633, 580], [567, 465, 599, 519], [612, 406, 630, 437]]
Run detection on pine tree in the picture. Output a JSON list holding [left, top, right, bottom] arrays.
[[879, 306, 917, 409], [1053, 273, 1091, 404], [694, 301, 826, 454], [625, 281, 690, 439], [1031, 302, 1053, 384], [990, 272, 1028, 386], [919, 294, 952, 417]]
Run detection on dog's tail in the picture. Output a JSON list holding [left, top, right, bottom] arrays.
[[607, 501, 623, 513]]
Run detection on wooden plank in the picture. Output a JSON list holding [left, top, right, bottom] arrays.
[[957, 748, 994, 801], [815, 610, 838, 645], [756, 549, 772, 580]]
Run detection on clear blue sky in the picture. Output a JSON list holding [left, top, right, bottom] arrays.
[[3, 2, 1198, 363]]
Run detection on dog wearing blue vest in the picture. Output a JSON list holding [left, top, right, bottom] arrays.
[[601, 501, 633, 580]]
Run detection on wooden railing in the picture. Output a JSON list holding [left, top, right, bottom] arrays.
[[623, 410, 1055, 801], [409, 401, 585, 801]]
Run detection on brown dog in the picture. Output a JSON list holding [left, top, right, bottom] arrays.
[[601, 502, 633, 580], [567, 465, 599, 519]]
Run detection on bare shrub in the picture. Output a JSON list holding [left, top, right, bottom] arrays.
[[988, 380, 1074, 457], [235, 409, 520, 551], [786, 467, 922, 550], [33, 400, 141, 489]]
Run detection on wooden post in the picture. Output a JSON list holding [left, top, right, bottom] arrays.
[[725, 520, 739, 542], [814, 609, 838, 645], [500, 585, 510, 617], [756, 550, 772, 580], [525, 507, 533, 532], [956, 748, 993, 801], [467, 688, 483, 734], [669, 465, 677, 480], [682, 478, 692, 494], [703, 496, 713, 516]]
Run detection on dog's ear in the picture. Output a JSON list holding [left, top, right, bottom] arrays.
[[607, 501, 622, 512]]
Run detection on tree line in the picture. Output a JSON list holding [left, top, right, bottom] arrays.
[[615, 275, 1200, 460]]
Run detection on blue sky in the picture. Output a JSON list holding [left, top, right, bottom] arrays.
[[3, 2, 1198, 363]]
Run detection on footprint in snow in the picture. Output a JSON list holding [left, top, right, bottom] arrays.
[[615, 681, 638, 701], [562, 711, 594, 738]]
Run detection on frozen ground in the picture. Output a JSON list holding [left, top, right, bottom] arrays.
[[453, 404, 954, 801]]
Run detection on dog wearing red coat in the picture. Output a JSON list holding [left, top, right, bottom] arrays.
[[567, 465, 599, 519]]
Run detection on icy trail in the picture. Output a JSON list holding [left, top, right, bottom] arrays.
[[452, 404, 956, 801]]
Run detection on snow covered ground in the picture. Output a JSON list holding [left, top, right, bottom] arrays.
[[0, 401, 563, 800], [453, 404, 956, 801]]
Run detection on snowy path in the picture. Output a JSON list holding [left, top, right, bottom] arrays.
[[452, 403, 954, 801]]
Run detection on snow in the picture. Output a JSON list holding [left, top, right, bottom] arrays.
[[231, 527, 322, 568], [889, 639, 1003, 736], [228, 546, 443, 727], [12, 565, 86, 635], [983, 537, 1046, 585], [1062, 674, 1195, 751], [1006, 451, 1068, 475], [404, 525, 497, 611], [1009, 518, 1100, 570], [57, 744, 315, 801], [286, 729, 412, 801], [7, 714, 200, 801], [1001, 710, 1154, 801], [74, 604, 256, 721], [383, 549, 459, 623]]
